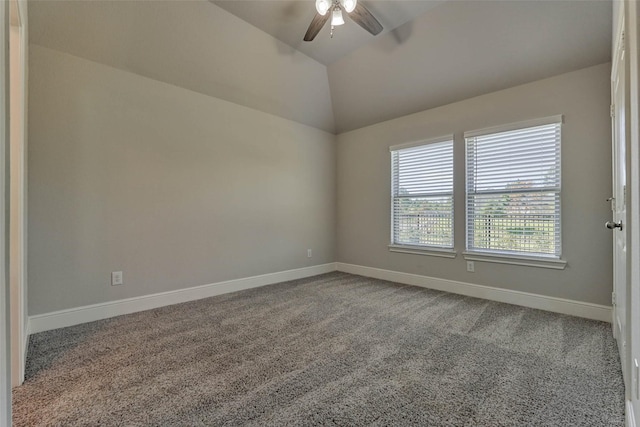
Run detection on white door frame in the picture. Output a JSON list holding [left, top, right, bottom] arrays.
[[0, 0, 11, 423], [9, 0, 27, 387], [624, 0, 640, 424]]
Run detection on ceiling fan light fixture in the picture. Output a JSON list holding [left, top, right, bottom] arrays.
[[331, 7, 345, 26], [304, 0, 382, 42], [315, 0, 331, 16], [341, 0, 357, 13]]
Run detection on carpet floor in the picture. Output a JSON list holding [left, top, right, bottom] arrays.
[[13, 272, 624, 426]]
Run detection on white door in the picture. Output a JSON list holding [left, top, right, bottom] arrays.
[[611, 21, 628, 384]]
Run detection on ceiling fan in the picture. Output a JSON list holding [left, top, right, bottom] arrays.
[[304, 0, 383, 41]]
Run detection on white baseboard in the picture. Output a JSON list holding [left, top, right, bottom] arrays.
[[29, 261, 613, 335], [21, 318, 29, 383], [29, 263, 337, 334], [336, 263, 612, 322], [23, 318, 29, 351]]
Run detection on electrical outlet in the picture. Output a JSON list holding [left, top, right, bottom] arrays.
[[111, 271, 123, 286], [307, 249, 312, 258], [466, 261, 475, 272]]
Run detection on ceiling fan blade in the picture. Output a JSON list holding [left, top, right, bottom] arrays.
[[349, 2, 383, 36], [304, 12, 330, 41]]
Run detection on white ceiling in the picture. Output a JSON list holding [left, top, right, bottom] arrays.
[[211, 1, 444, 65], [211, 0, 612, 131], [328, 0, 613, 132]]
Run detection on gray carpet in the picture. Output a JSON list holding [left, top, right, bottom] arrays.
[[13, 272, 624, 426]]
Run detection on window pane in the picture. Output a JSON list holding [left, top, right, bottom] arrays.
[[391, 139, 454, 249], [468, 123, 561, 192], [393, 196, 453, 247], [396, 145, 453, 195], [467, 192, 560, 256], [466, 121, 561, 257]]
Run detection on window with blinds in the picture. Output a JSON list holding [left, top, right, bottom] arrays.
[[465, 117, 562, 257], [391, 138, 454, 249]]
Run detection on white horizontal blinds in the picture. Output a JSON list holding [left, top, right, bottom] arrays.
[[392, 140, 454, 248], [466, 122, 561, 257]]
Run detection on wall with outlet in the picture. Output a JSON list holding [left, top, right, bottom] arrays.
[[27, 45, 336, 315], [27, 49, 612, 316], [337, 63, 613, 306]]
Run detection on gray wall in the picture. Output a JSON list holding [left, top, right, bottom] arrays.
[[28, 45, 613, 314], [28, 45, 336, 315], [336, 63, 613, 306], [28, 0, 335, 133]]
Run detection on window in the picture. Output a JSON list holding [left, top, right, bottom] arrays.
[[390, 137, 454, 251], [465, 116, 562, 258]]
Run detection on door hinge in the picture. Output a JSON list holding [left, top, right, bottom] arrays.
[[611, 104, 615, 118], [612, 291, 616, 306]]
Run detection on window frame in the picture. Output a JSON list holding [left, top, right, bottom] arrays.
[[463, 115, 566, 269], [389, 135, 456, 257]]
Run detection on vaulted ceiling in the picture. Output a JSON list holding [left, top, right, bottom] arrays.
[[212, 0, 445, 65], [29, 0, 612, 134]]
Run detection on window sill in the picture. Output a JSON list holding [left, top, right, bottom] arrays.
[[389, 245, 457, 259], [462, 251, 567, 270]]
